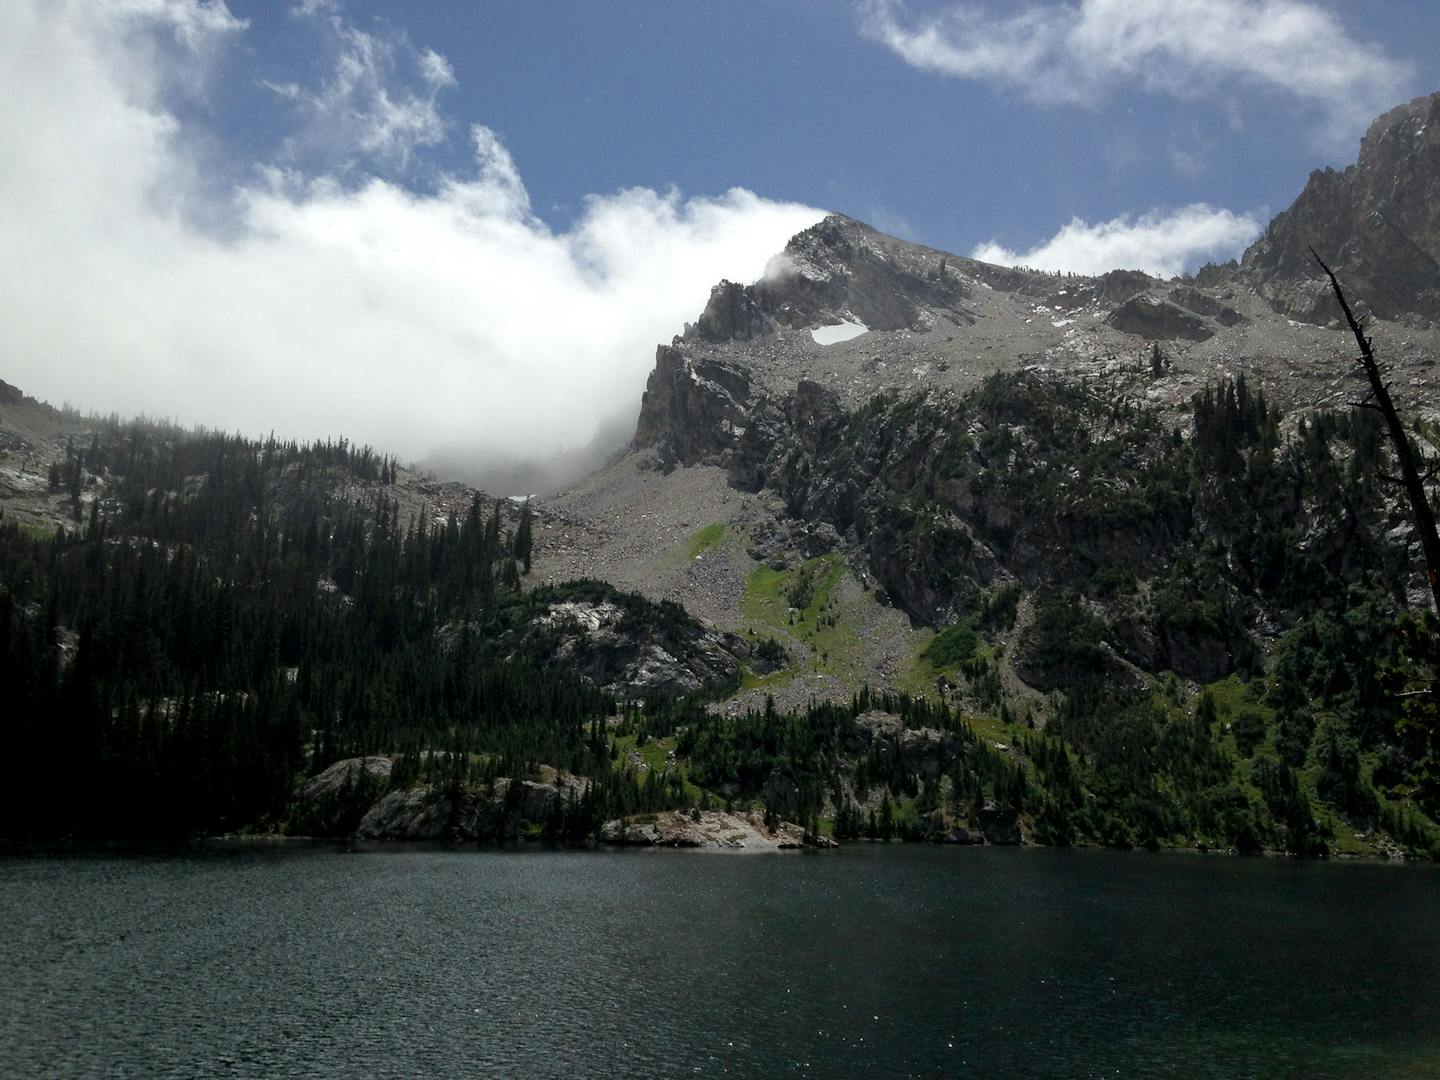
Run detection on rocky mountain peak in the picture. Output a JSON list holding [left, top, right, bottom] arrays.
[[683, 212, 976, 345], [1239, 90, 1440, 325]]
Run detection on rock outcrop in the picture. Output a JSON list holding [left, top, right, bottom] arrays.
[[357, 787, 452, 840], [518, 584, 751, 697], [1106, 295, 1214, 341], [292, 756, 393, 835], [599, 809, 831, 849], [292, 757, 593, 841], [632, 347, 756, 469], [1167, 286, 1245, 326], [977, 802, 1022, 845], [1238, 91, 1440, 324]]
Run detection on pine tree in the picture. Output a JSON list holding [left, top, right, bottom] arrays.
[[514, 497, 533, 574]]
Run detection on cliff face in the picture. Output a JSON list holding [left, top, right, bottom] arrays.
[[1239, 92, 1440, 324]]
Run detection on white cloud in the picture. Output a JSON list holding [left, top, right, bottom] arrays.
[[859, 0, 1413, 139], [971, 204, 1262, 277], [418, 48, 456, 90], [113, 0, 247, 45], [280, 14, 453, 170], [0, 0, 822, 461]]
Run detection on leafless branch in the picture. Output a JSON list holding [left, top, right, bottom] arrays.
[[1313, 247, 1440, 615]]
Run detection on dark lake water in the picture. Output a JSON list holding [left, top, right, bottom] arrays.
[[3, 845, 1439, 1078]]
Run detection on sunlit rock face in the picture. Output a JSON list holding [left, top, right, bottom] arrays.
[[1239, 91, 1440, 325]]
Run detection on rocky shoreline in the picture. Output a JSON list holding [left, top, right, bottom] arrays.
[[290, 756, 1029, 850]]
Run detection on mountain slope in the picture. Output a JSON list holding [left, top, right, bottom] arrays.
[[534, 95, 1440, 855]]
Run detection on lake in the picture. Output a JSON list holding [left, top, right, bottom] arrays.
[[2, 845, 1438, 1077]]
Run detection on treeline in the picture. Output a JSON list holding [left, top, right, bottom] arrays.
[[0, 421, 618, 839]]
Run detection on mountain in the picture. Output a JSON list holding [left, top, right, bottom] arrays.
[[536, 95, 1440, 852], [1234, 92, 1440, 325], [2, 96, 1438, 855]]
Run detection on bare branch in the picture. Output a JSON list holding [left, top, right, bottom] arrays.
[[1312, 247, 1440, 615]]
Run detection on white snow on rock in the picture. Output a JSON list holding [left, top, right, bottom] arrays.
[[810, 319, 869, 345]]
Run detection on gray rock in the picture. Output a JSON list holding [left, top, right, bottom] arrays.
[[1240, 91, 1440, 324], [1107, 295, 1214, 341], [943, 826, 986, 845], [521, 593, 747, 699], [293, 756, 392, 836], [1168, 286, 1245, 326], [357, 787, 452, 840], [598, 810, 822, 849]]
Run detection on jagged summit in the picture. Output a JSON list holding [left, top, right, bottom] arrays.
[[1237, 90, 1440, 324], [685, 213, 1176, 348], [684, 213, 979, 344]]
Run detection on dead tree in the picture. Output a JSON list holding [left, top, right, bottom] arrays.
[[1313, 249, 1440, 614]]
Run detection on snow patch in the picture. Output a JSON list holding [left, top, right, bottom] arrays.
[[810, 319, 869, 345]]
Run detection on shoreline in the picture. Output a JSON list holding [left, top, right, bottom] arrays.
[[1, 834, 1425, 864]]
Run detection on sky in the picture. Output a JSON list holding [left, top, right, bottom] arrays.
[[2, 0, 1436, 462]]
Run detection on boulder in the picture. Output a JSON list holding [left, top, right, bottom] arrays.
[[1107, 295, 1214, 341], [357, 787, 452, 840], [292, 756, 392, 836]]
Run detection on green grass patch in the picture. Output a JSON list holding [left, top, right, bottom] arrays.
[[963, 711, 1016, 746], [14, 520, 60, 541], [740, 553, 868, 684], [687, 522, 727, 559], [611, 732, 723, 807], [739, 665, 795, 691], [1326, 819, 1384, 857], [900, 620, 995, 699], [1201, 674, 1276, 761], [743, 553, 844, 628]]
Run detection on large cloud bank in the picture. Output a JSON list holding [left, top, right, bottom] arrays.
[[0, 1, 822, 459]]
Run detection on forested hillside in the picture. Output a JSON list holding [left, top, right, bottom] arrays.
[[1, 381, 1436, 855], [0, 419, 748, 839]]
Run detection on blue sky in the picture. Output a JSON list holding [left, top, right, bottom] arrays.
[[216, 0, 1439, 262], [2, 1, 1436, 458]]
